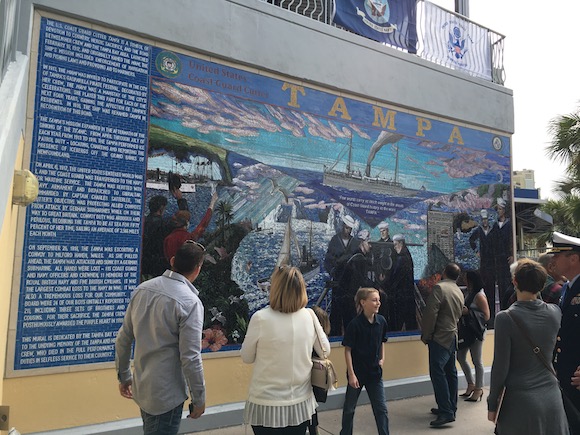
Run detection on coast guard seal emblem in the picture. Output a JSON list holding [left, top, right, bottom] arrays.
[[448, 26, 467, 60], [155, 51, 181, 78], [355, 0, 397, 33]]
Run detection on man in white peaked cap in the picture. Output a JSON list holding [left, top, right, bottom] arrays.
[[492, 198, 513, 310], [469, 209, 496, 319], [549, 231, 580, 430], [377, 221, 391, 243], [324, 214, 361, 335], [374, 221, 395, 321]]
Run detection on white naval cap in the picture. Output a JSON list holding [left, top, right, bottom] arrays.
[[393, 234, 405, 242], [548, 231, 580, 254], [342, 215, 356, 228]]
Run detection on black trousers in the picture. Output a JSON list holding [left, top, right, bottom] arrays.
[[252, 420, 308, 434]]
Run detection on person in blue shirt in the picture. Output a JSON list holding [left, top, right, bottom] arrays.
[[340, 287, 389, 435]]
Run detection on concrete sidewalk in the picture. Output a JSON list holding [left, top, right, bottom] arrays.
[[189, 388, 495, 434]]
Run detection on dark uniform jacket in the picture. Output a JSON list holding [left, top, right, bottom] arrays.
[[324, 234, 360, 281], [554, 278, 580, 415]]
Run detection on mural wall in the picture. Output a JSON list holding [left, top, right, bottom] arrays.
[[12, 17, 512, 371]]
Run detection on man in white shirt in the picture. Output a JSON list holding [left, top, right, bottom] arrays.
[[116, 241, 206, 435]]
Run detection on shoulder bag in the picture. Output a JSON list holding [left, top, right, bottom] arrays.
[[506, 310, 580, 432], [467, 308, 487, 341], [458, 315, 477, 350], [458, 291, 486, 349], [308, 309, 338, 402], [466, 290, 487, 340]]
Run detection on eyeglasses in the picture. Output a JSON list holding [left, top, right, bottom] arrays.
[[184, 240, 206, 252]]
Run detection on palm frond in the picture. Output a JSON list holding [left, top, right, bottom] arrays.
[[547, 112, 580, 166]]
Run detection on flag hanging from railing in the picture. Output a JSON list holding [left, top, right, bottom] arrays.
[[418, 1, 492, 80], [332, 0, 417, 53]]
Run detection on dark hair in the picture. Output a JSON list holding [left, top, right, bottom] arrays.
[[149, 195, 168, 214], [444, 263, 461, 281], [465, 270, 484, 293], [172, 241, 205, 275], [514, 259, 547, 294]]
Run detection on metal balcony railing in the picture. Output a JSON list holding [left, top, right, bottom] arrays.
[[265, 0, 334, 24], [260, 0, 505, 85]]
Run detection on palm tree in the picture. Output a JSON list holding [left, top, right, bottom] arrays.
[[546, 110, 580, 194], [215, 200, 234, 244], [542, 107, 580, 240], [541, 198, 580, 240]]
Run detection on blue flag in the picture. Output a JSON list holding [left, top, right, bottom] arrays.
[[333, 0, 417, 53]]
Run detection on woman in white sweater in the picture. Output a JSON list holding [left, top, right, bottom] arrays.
[[241, 266, 331, 434]]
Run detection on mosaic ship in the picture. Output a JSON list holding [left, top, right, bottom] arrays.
[[257, 217, 319, 291], [323, 132, 420, 197], [146, 155, 220, 193]]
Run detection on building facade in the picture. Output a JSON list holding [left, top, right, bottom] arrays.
[[0, 1, 514, 432]]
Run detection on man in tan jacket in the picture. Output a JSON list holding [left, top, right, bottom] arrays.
[[421, 263, 464, 428]]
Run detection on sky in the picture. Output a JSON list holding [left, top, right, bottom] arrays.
[[429, 0, 580, 199]]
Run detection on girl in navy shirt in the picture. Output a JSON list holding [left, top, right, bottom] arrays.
[[340, 287, 390, 435]]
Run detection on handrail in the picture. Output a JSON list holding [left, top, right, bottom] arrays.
[[260, 0, 505, 85]]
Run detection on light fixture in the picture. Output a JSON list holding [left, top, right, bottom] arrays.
[[12, 169, 39, 206]]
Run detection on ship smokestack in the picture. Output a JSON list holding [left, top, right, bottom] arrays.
[[365, 132, 404, 177]]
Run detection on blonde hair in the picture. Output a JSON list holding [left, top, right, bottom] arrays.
[[354, 287, 380, 314], [269, 266, 308, 313], [312, 306, 331, 335], [509, 260, 519, 277]]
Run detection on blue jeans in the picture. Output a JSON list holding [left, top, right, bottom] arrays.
[[340, 377, 389, 435], [428, 339, 458, 419], [141, 402, 184, 435]]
